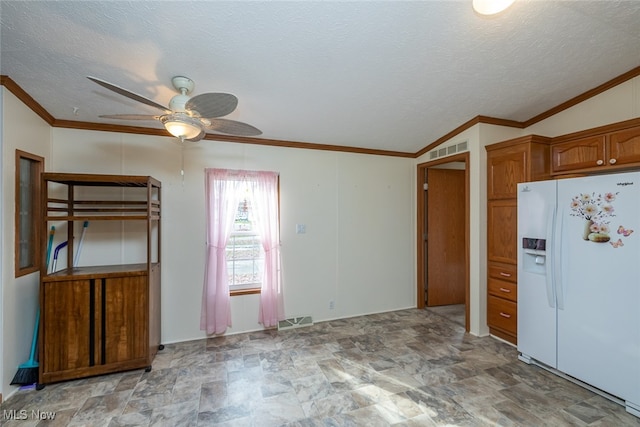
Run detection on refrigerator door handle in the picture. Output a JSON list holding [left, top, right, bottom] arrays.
[[545, 205, 556, 308], [555, 207, 565, 310]]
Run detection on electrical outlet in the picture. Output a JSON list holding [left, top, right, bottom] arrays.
[[296, 224, 306, 234], [329, 300, 335, 310]]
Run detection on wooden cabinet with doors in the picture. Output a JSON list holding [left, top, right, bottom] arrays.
[[486, 136, 551, 344], [551, 122, 640, 175], [39, 173, 161, 384]]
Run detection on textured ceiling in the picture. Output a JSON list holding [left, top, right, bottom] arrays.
[[2, 1, 640, 154]]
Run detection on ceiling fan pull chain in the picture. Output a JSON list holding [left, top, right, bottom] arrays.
[[180, 137, 186, 186]]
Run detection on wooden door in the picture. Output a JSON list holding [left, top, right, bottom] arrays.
[[426, 168, 465, 306]]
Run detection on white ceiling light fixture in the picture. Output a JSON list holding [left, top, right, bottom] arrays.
[[473, 0, 515, 15], [160, 113, 204, 140]]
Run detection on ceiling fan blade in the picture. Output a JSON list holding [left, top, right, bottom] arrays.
[[99, 114, 160, 121], [206, 118, 262, 136], [186, 93, 238, 118], [88, 76, 169, 113]]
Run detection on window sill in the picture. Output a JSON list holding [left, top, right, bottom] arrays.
[[230, 288, 261, 297]]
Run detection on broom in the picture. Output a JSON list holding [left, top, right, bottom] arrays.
[[10, 310, 40, 385], [10, 227, 55, 385]]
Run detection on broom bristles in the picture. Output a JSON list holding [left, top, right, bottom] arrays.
[[10, 366, 38, 386]]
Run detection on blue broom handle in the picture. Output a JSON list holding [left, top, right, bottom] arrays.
[[27, 309, 39, 363], [45, 226, 55, 269]]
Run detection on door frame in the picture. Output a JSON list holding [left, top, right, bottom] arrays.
[[417, 152, 470, 331]]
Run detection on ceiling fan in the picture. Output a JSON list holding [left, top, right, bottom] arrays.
[[88, 76, 262, 142]]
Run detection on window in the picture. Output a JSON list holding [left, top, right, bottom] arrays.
[[201, 168, 284, 334], [226, 197, 265, 292], [15, 150, 44, 277]]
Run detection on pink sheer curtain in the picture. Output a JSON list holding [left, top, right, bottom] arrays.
[[248, 171, 285, 327], [200, 169, 242, 335]]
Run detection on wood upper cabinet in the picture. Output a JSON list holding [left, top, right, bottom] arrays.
[[551, 136, 606, 173], [551, 124, 640, 175], [609, 127, 640, 166], [487, 135, 551, 199], [487, 148, 527, 199]]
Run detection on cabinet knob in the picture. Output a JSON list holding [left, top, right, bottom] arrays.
[[499, 287, 511, 293], [596, 159, 604, 166], [499, 272, 511, 277], [609, 158, 617, 164], [499, 312, 511, 319]]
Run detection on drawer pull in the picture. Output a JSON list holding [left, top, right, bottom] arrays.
[[499, 312, 511, 318], [499, 272, 511, 277], [609, 158, 617, 165], [596, 159, 604, 166], [499, 287, 511, 293]]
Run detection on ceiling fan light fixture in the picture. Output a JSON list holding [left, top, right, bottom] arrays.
[[472, 0, 515, 15], [161, 113, 203, 140]]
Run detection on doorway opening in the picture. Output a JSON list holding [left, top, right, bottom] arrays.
[[417, 152, 470, 331]]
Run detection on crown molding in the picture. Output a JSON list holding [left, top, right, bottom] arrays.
[[0, 75, 55, 124], [522, 65, 640, 128], [0, 75, 413, 158], [414, 65, 640, 158], [4, 65, 640, 159]]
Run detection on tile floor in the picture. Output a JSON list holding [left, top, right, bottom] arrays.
[[1, 308, 638, 426]]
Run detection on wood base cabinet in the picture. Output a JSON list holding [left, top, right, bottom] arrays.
[[486, 136, 551, 345], [40, 266, 158, 384], [39, 173, 161, 384]]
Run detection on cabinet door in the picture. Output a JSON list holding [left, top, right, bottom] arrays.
[[41, 280, 92, 374], [487, 148, 527, 199], [487, 200, 517, 264], [102, 276, 148, 364], [551, 136, 606, 173], [608, 127, 640, 167]]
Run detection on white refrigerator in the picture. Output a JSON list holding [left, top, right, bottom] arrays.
[[517, 171, 640, 417]]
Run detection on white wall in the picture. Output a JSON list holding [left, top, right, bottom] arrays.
[[49, 129, 416, 343], [1, 88, 51, 398]]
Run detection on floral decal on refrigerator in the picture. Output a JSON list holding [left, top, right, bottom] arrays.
[[569, 191, 616, 244], [569, 190, 634, 247]]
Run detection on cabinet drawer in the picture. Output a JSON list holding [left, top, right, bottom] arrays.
[[488, 295, 517, 335], [488, 263, 517, 283], [488, 278, 517, 302]]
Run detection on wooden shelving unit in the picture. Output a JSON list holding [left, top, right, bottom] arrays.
[[39, 173, 162, 384]]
